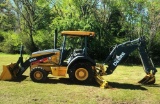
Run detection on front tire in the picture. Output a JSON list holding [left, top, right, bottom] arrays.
[[30, 67, 47, 83], [69, 62, 94, 84]]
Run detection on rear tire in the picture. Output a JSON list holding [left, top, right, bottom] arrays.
[[69, 62, 94, 84], [30, 67, 47, 83]]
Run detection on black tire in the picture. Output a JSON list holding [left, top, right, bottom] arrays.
[[30, 67, 47, 83], [69, 62, 94, 84]]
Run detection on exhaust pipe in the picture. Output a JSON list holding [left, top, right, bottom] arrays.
[[54, 29, 58, 49]]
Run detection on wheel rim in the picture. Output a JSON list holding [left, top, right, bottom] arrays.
[[34, 71, 43, 80], [75, 68, 88, 81]]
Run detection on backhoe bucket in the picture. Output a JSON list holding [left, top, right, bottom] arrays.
[[0, 63, 19, 80], [138, 74, 155, 84]]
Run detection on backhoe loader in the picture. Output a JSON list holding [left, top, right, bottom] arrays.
[[0, 31, 157, 88]]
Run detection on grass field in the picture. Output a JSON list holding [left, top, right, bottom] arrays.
[[0, 54, 160, 104]]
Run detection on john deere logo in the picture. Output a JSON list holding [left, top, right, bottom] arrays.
[[113, 52, 125, 66]]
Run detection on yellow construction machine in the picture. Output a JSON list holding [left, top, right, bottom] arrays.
[[0, 31, 157, 88]]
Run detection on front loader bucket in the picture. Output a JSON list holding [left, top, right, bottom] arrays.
[[0, 63, 19, 80], [138, 74, 155, 84]]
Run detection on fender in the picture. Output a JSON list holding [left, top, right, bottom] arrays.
[[67, 55, 96, 73]]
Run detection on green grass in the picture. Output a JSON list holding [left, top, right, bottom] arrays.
[[0, 54, 160, 104]]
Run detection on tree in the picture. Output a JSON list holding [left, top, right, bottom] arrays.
[[146, 0, 160, 64], [12, 0, 38, 52], [11, 0, 54, 52], [0, 0, 16, 31]]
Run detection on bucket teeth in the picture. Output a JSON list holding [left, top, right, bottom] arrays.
[[138, 74, 155, 84]]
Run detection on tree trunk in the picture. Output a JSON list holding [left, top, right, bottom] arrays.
[[29, 28, 38, 52]]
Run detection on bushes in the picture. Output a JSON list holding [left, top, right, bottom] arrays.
[[0, 30, 55, 54], [0, 31, 21, 53], [33, 30, 54, 50]]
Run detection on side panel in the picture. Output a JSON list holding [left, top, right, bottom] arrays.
[[51, 67, 67, 76]]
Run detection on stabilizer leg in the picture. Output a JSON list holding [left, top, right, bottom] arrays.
[[94, 74, 111, 88], [95, 64, 111, 88]]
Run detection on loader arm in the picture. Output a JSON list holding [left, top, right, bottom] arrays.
[[0, 46, 56, 80], [16, 53, 56, 77]]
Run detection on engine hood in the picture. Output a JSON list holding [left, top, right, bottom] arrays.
[[31, 49, 60, 57]]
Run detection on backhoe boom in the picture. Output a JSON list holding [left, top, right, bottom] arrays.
[[95, 36, 157, 86], [104, 36, 157, 76]]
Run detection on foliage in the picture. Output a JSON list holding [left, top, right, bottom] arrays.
[[34, 30, 54, 50], [0, 30, 21, 53], [0, 0, 17, 31], [0, 0, 159, 64]]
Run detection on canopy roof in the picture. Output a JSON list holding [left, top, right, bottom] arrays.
[[61, 31, 95, 37]]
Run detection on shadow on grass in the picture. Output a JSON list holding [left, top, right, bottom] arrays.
[[108, 82, 147, 90], [44, 77, 148, 90], [9, 75, 28, 82], [45, 77, 73, 84], [6, 76, 152, 90], [142, 84, 160, 88], [45, 77, 101, 87]]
